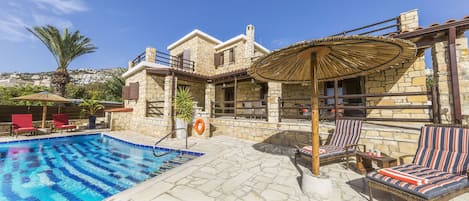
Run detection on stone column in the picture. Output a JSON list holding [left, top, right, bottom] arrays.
[[205, 83, 215, 116], [267, 82, 282, 123], [432, 37, 469, 124], [163, 75, 176, 131], [399, 9, 419, 32], [145, 47, 156, 63]]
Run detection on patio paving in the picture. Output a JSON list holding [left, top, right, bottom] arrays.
[[102, 131, 469, 201]]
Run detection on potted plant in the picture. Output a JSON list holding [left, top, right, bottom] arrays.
[[175, 87, 194, 139], [79, 99, 104, 129]]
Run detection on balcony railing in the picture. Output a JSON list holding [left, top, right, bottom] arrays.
[[331, 16, 400, 37], [146, 100, 164, 117], [131, 50, 195, 72], [212, 99, 268, 120]]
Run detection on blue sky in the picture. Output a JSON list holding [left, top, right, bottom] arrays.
[[0, 0, 468, 73]]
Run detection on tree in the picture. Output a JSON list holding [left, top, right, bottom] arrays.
[[27, 25, 97, 97], [103, 68, 125, 101]]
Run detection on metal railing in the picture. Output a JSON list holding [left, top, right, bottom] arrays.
[[146, 100, 164, 117], [212, 99, 268, 120], [131, 51, 195, 71], [153, 130, 176, 157], [331, 16, 400, 37], [279, 91, 435, 122]]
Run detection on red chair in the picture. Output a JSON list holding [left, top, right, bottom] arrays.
[[11, 114, 37, 137], [52, 114, 76, 132]]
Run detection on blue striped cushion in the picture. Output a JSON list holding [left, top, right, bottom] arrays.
[[299, 145, 346, 159], [329, 120, 362, 148], [413, 126, 469, 176], [367, 164, 469, 199]]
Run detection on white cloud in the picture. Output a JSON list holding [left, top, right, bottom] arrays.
[[34, 0, 88, 15], [33, 14, 73, 29], [0, 15, 32, 42], [0, 0, 88, 42]]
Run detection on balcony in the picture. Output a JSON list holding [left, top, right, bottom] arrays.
[[130, 49, 195, 72]]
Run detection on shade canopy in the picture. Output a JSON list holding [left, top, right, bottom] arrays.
[[248, 35, 417, 82], [12, 92, 70, 128], [12, 91, 70, 103]]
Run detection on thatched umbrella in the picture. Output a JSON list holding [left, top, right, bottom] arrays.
[[12, 92, 70, 128], [249, 35, 416, 176]]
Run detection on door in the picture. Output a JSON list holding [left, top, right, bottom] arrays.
[[224, 87, 234, 114]]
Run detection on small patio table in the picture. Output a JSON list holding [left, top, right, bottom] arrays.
[[355, 152, 397, 174]]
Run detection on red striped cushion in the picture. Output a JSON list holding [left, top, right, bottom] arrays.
[[413, 126, 469, 175], [378, 168, 429, 186]]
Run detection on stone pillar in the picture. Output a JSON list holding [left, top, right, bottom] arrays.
[[128, 61, 134, 69], [432, 37, 469, 124], [145, 47, 156, 63], [245, 25, 255, 58], [163, 75, 176, 131], [267, 82, 282, 123], [205, 83, 215, 116], [399, 9, 419, 32]]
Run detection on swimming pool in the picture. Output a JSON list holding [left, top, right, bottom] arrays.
[[0, 134, 203, 201]]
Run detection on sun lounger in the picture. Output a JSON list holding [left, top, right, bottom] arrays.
[[11, 114, 37, 137], [294, 119, 364, 168], [367, 125, 469, 201], [52, 114, 77, 132]]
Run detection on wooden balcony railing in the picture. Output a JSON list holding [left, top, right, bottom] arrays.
[[131, 50, 195, 72], [212, 99, 268, 121], [331, 16, 400, 37], [146, 100, 164, 117]]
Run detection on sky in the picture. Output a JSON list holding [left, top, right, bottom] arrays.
[[0, 0, 468, 73]]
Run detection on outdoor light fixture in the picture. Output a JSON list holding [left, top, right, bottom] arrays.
[[251, 78, 255, 83], [222, 83, 226, 87]]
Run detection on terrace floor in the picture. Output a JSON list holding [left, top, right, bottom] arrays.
[[0, 130, 467, 201]]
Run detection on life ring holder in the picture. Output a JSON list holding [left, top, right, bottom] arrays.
[[193, 118, 205, 135]]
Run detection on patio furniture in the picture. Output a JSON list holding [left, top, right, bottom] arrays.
[[52, 114, 77, 132], [367, 125, 469, 201], [11, 114, 37, 137], [355, 151, 397, 174], [294, 119, 364, 169]]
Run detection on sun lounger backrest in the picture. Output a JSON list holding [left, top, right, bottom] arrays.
[[53, 114, 69, 127], [12, 114, 34, 128], [413, 126, 469, 175], [329, 119, 362, 148]]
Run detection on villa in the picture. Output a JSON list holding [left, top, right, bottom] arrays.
[[110, 9, 469, 159]]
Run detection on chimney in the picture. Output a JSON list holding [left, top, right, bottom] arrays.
[[245, 24, 255, 58]]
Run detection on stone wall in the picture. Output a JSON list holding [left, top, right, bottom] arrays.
[[365, 55, 429, 119], [210, 118, 420, 160], [215, 40, 251, 74], [177, 79, 206, 109], [168, 36, 218, 76], [433, 37, 469, 124]]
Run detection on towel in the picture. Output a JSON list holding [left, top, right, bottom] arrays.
[[302, 146, 327, 154], [378, 168, 429, 186]]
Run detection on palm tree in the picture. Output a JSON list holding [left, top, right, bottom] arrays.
[[27, 25, 97, 96]]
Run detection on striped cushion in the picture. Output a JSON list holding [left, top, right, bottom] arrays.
[[378, 168, 429, 186], [299, 145, 345, 159], [413, 126, 469, 175], [367, 164, 469, 199], [329, 120, 362, 148]]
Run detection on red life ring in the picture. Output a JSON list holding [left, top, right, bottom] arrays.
[[194, 118, 205, 135]]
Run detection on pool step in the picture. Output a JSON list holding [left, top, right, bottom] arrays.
[[179, 154, 198, 160]]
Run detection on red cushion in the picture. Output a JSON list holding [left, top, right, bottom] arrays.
[[53, 114, 70, 127], [12, 114, 34, 128], [14, 127, 36, 133], [57, 125, 76, 129]]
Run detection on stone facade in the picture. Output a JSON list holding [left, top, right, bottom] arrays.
[[433, 37, 469, 124], [169, 36, 218, 75], [399, 9, 419, 32]]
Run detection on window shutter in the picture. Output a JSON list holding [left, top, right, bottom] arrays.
[[214, 53, 220, 68], [220, 52, 224, 65], [129, 82, 139, 100], [122, 86, 130, 100]]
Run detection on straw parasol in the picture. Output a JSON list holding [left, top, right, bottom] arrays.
[[249, 35, 417, 176], [12, 92, 70, 128]]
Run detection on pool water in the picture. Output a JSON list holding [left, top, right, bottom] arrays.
[[0, 134, 202, 201]]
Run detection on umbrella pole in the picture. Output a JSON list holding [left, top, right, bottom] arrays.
[[310, 53, 320, 176], [42, 102, 47, 129]]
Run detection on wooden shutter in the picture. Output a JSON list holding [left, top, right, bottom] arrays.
[[122, 86, 130, 100], [220, 52, 224, 65], [214, 53, 220, 68], [183, 49, 191, 70], [129, 82, 139, 100]]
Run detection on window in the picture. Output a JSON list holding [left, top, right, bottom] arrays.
[[214, 52, 224, 67], [229, 48, 235, 63]]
